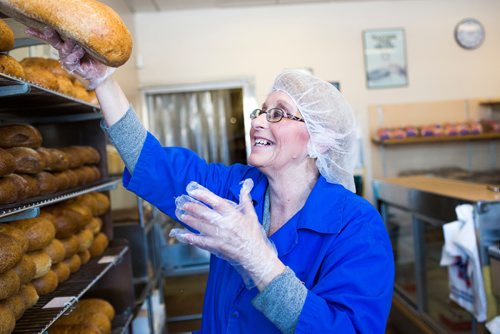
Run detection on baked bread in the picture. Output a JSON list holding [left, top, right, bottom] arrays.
[[90, 192, 110, 216], [53, 309, 111, 334], [0, 19, 14, 51], [78, 249, 90, 265], [12, 216, 56, 251], [0, 148, 15, 176], [23, 65, 59, 90], [52, 171, 71, 191], [0, 270, 20, 300], [73, 193, 98, 216], [13, 255, 37, 285], [44, 205, 79, 238], [51, 261, 70, 283], [87, 217, 102, 235], [44, 238, 66, 264], [63, 254, 81, 274], [37, 147, 69, 172], [3, 173, 28, 200], [18, 174, 40, 198], [60, 235, 79, 259], [48, 324, 102, 334], [76, 228, 94, 252], [7, 146, 44, 174], [0, 0, 132, 67], [32, 269, 58, 296], [0, 224, 29, 253], [88, 232, 108, 258], [64, 202, 93, 230], [0, 124, 42, 149], [58, 147, 85, 169], [25, 250, 52, 279], [76, 298, 115, 321], [0, 292, 25, 320], [0, 175, 18, 204], [19, 283, 39, 309], [0, 232, 23, 274], [0, 304, 15, 334], [36, 171, 59, 195], [0, 54, 25, 79]]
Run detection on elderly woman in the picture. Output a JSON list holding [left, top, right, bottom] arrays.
[[29, 27, 394, 334]]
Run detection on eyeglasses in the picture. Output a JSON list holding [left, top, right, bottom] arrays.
[[250, 108, 305, 123]]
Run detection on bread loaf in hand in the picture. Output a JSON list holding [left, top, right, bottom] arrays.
[[0, 0, 132, 67]]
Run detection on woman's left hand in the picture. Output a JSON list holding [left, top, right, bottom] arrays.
[[170, 179, 284, 289]]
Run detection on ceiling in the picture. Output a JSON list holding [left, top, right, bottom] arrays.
[[122, 0, 404, 12]]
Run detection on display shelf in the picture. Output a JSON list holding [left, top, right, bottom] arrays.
[[0, 73, 100, 117], [12, 240, 129, 334], [0, 177, 120, 220], [371, 132, 500, 145]]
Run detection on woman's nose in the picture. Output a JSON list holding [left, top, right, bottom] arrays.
[[251, 113, 267, 129]]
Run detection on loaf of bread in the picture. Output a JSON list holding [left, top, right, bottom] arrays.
[[87, 217, 102, 235], [7, 146, 44, 174], [12, 216, 56, 251], [0, 304, 15, 334], [0, 0, 132, 67], [19, 174, 41, 198], [89, 192, 110, 216], [43, 206, 79, 238], [0, 148, 15, 177], [64, 202, 92, 230], [51, 261, 70, 283], [73, 193, 98, 216], [53, 309, 111, 334], [0, 19, 14, 51], [13, 255, 36, 285], [3, 173, 29, 201], [0, 270, 20, 301], [25, 250, 52, 279], [76, 298, 115, 321], [37, 147, 70, 172], [88, 232, 108, 258], [0, 175, 18, 204], [23, 65, 59, 90], [19, 283, 39, 309], [0, 292, 25, 320], [0, 54, 25, 79], [61, 235, 80, 260], [52, 171, 70, 191], [63, 254, 81, 274], [48, 324, 102, 334], [78, 249, 90, 265], [76, 228, 94, 252], [44, 238, 66, 264], [0, 124, 42, 149], [36, 171, 59, 195], [0, 224, 29, 253], [32, 269, 58, 296], [0, 232, 23, 274]]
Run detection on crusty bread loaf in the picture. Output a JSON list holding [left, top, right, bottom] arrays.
[[0, 54, 25, 79], [0, 270, 20, 301], [51, 261, 70, 283], [78, 249, 90, 265], [19, 283, 39, 309], [73, 193, 99, 216], [76, 298, 115, 321], [53, 309, 111, 334], [12, 216, 56, 251], [0, 292, 25, 320], [63, 202, 92, 230], [88, 232, 108, 258], [0, 148, 15, 177], [63, 254, 81, 274], [0, 224, 29, 253], [0, 124, 42, 149], [0, 304, 15, 334], [76, 229, 94, 252], [0, 19, 14, 51], [3, 173, 29, 200], [36, 171, 59, 195], [23, 65, 59, 90], [37, 147, 70, 172], [25, 250, 52, 279], [87, 217, 102, 235], [7, 146, 44, 174], [44, 238, 66, 264], [44, 206, 79, 238], [0, 0, 132, 67], [19, 174, 41, 198], [32, 269, 58, 295], [13, 255, 36, 285], [52, 171, 71, 191], [0, 175, 18, 204], [89, 192, 110, 216], [0, 232, 23, 274], [60, 235, 79, 260]]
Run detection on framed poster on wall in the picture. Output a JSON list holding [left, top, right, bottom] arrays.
[[363, 28, 408, 89]]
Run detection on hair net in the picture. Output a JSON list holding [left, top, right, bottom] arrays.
[[271, 70, 357, 192]]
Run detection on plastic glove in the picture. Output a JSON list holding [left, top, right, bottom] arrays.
[[25, 26, 114, 89], [170, 179, 279, 289]]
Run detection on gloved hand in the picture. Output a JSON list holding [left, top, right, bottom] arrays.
[[25, 26, 114, 89], [170, 179, 280, 289]]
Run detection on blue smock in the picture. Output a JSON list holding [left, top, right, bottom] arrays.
[[123, 133, 394, 333]]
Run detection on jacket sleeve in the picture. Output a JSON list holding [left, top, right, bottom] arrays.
[[296, 214, 394, 333]]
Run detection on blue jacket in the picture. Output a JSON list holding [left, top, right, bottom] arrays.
[[123, 133, 394, 333]]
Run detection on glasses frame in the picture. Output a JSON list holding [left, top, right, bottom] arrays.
[[250, 108, 305, 123]]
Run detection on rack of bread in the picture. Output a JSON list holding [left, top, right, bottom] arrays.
[[0, 4, 136, 333]]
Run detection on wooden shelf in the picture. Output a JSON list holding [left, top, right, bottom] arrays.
[[371, 133, 500, 145]]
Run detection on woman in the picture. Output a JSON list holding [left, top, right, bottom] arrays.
[[29, 27, 394, 334]]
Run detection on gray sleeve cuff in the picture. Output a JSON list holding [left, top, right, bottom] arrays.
[[100, 107, 147, 174], [251, 267, 307, 334]]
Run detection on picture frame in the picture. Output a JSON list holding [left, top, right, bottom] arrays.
[[363, 28, 408, 89]]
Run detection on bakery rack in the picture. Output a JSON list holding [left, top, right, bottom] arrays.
[[12, 240, 134, 334]]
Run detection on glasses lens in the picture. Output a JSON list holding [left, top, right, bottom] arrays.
[[268, 108, 283, 122], [250, 109, 259, 119]]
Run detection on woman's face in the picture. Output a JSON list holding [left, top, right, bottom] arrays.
[[248, 91, 311, 176]]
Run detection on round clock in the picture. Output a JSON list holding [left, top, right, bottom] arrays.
[[454, 18, 485, 50]]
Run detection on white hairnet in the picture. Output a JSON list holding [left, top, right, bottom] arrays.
[[271, 70, 357, 192]]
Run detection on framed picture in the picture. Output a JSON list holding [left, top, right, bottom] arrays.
[[363, 28, 408, 89]]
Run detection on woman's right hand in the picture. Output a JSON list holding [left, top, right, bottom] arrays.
[[25, 26, 114, 89]]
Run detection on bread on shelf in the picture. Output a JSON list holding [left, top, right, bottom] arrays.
[[12, 255, 36, 285], [25, 250, 51, 279], [88, 232, 108, 258], [11, 216, 56, 252], [0, 19, 14, 52], [32, 269, 58, 296], [0, 148, 16, 177], [0, 224, 29, 253], [51, 261, 70, 284], [44, 239, 66, 264], [0, 269, 20, 301], [0, 124, 42, 149], [0, 304, 15, 334], [0, 54, 25, 79], [19, 283, 39, 309], [0, 292, 25, 320], [0, 232, 23, 274]]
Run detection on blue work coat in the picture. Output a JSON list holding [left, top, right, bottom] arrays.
[[123, 133, 394, 333]]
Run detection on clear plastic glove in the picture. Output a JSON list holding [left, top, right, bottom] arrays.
[[25, 26, 114, 89], [170, 179, 279, 289]]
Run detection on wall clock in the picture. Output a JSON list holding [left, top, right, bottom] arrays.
[[454, 18, 485, 50]]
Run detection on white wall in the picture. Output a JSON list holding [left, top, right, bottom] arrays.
[[130, 0, 500, 201]]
